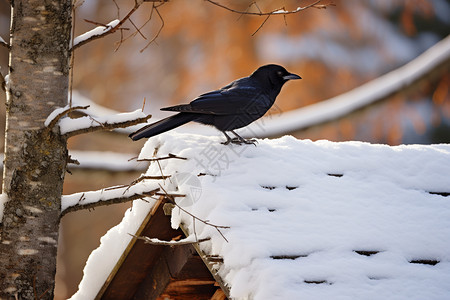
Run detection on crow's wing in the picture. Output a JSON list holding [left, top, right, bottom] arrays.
[[161, 78, 270, 116]]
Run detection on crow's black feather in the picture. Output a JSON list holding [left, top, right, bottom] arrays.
[[129, 64, 301, 144]]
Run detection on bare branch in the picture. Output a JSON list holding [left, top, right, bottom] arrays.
[[135, 153, 188, 162], [129, 18, 147, 40], [252, 14, 271, 36], [83, 19, 110, 27], [141, 97, 147, 112], [205, 0, 334, 34], [114, 12, 152, 51], [130, 234, 210, 246], [112, 0, 121, 19], [155, 192, 185, 198], [140, 3, 165, 52], [63, 112, 152, 138], [205, 0, 332, 15], [61, 187, 160, 218]]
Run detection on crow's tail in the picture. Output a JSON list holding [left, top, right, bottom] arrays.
[[129, 113, 196, 141]]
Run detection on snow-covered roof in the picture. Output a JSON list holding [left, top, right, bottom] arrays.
[[69, 133, 450, 300]]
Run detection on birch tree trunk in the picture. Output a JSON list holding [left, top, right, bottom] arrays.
[[0, 1, 72, 298]]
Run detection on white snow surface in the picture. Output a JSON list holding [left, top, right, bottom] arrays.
[[71, 133, 450, 299]]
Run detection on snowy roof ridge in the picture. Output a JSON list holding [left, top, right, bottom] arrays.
[[146, 133, 450, 299], [71, 133, 450, 299]]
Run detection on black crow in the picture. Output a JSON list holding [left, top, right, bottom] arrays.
[[129, 64, 301, 145]]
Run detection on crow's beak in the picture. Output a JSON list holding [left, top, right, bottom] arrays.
[[283, 73, 302, 80]]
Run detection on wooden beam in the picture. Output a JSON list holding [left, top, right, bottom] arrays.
[[132, 243, 195, 299], [134, 243, 222, 299], [179, 224, 231, 298], [96, 196, 229, 299], [96, 197, 184, 299]]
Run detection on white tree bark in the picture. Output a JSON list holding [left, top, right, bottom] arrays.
[[0, 1, 71, 298]]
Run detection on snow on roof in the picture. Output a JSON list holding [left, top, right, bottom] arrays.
[[70, 133, 450, 299]]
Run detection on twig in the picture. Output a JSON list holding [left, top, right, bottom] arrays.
[[155, 192, 186, 198], [159, 184, 230, 242], [67, 154, 80, 166], [133, 175, 171, 182], [205, 0, 334, 35], [237, 1, 262, 21], [155, 159, 169, 184], [136, 153, 188, 162], [129, 18, 147, 40], [193, 215, 198, 242], [141, 97, 146, 112], [112, 0, 121, 19], [252, 14, 271, 36], [140, 3, 165, 52], [130, 234, 210, 246], [123, 175, 171, 194], [205, 0, 330, 15], [104, 184, 129, 191], [88, 115, 104, 127], [63, 113, 152, 138], [83, 19, 108, 27], [114, 3, 157, 50]]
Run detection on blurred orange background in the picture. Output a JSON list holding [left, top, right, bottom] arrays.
[[0, 0, 449, 298]]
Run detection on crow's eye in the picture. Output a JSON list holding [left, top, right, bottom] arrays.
[[277, 71, 283, 76]]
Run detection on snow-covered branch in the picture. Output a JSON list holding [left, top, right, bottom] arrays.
[[71, 19, 120, 49], [45, 106, 151, 138], [71, 0, 169, 50], [71, 0, 142, 50], [61, 185, 160, 217], [45, 103, 151, 137], [61, 110, 151, 137]]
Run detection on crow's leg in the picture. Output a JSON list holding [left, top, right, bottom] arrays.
[[230, 130, 257, 145], [221, 131, 233, 145]]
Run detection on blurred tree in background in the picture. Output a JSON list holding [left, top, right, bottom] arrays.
[[0, 0, 448, 298]]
